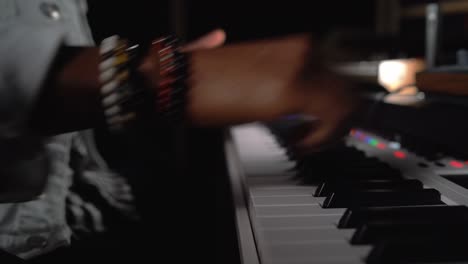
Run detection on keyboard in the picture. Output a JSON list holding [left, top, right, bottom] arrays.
[[225, 122, 468, 264]]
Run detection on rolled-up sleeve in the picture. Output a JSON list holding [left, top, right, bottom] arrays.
[[0, 22, 64, 139]]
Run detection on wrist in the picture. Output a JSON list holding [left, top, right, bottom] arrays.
[[132, 36, 189, 126], [187, 34, 314, 126]]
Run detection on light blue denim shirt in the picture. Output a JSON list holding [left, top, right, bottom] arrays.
[[0, 0, 133, 259]]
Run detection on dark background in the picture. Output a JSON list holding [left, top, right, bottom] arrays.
[[86, 0, 468, 62], [87, 1, 375, 42], [85, 1, 468, 263]]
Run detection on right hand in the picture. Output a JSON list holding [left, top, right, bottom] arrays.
[[187, 34, 360, 150]]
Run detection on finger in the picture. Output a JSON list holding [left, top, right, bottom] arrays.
[[280, 116, 320, 144], [180, 29, 226, 52], [296, 121, 349, 151], [296, 122, 332, 150]]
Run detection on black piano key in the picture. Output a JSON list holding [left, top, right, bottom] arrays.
[[305, 167, 401, 178], [322, 189, 443, 208], [303, 155, 376, 164], [314, 179, 423, 197], [301, 168, 403, 184], [301, 158, 387, 169], [351, 221, 468, 245], [366, 237, 468, 264], [301, 145, 363, 157], [296, 161, 370, 174], [338, 205, 468, 228], [298, 150, 371, 164], [300, 159, 387, 168]]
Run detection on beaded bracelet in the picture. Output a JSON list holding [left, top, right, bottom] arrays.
[[151, 36, 188, 123], [98, 35, 189, 132], [98, 35, 150, 132]]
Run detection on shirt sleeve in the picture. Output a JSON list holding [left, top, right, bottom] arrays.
[[0, 21, 65, 139], [0, 3, 67, 201]]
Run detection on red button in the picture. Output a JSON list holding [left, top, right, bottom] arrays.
[[393, 151, 406, 159], [450, 161, 464, 168], [377, 143, 386, 150]]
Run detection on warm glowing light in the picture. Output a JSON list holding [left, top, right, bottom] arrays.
[[378, 59, 425, 93]]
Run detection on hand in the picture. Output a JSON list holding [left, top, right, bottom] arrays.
[[295, 71, 359, 151], [180, 29, 226, 52], [188, 33, 359, 150]]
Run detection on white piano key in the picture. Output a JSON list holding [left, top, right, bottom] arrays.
[[251, 187, 316, 197], [246, 172, 297, 179], [262, 227, 355, 243], [272, 257, 364, 264], [245, 166, 296, 177], [267, 242, 371, 261], [254, 205, 345, 217], [252, 186, 318, 191], [258, 214, 342, 228], [248, 177, 300, 186], [252, 195, 325, 206], [251, 185, 316, 191]]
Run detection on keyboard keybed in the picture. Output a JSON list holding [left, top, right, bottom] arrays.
[[229, 123, 468, 264]]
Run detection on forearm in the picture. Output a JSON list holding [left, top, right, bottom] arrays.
[[28, 46, 102, 136], [186, 34, 312, 126], [26, 33, 364, 139]]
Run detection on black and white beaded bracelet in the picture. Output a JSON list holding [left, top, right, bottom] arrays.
[[98, 35, 145, 132]]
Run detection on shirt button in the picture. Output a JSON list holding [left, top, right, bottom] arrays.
[[40, 2, 61, 20], [27, 236, 48, 248]]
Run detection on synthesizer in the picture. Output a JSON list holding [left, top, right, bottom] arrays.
[[225, 122, 468, 264]]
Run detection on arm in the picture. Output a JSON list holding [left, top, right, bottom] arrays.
[[186, 34, 361, 149], [27, 29, 228, 136], [29, 33, 362, 148], [28, 47, 102, 136]]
